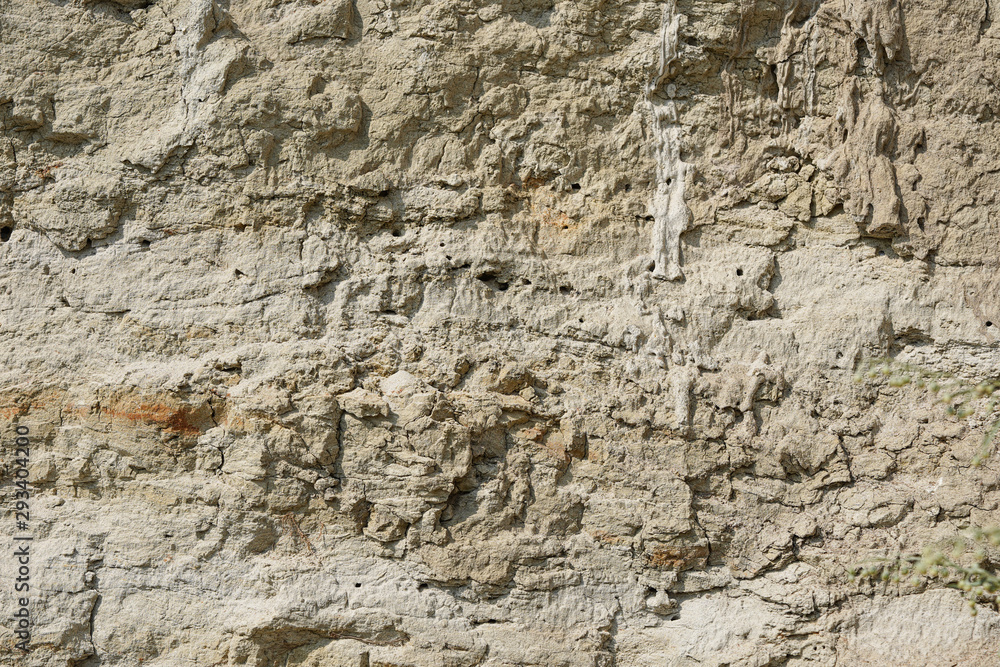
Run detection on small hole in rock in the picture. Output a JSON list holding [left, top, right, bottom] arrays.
[[560, 286, 572, 295], [477, 272, 509, 291], [70, 268, 76, 274], [382, 309, 397, 315], [571, 183, 581, 191], [84, 239, 92, 250], [235, 269, 245, 277], [562, 225, 569, 230], [578, 318, 584, 323], [624, 184, 632, 192], [418, 583, 428, 591], [141, 240, 151, 249], [647, 261, 655, 272], [391, 229, 402, 237], [439, 242, 445, 247], [666, 178, 672, 186], [736, 268, 743, 276], [988, 321, 994, 327], [354, 583, 362, 588], [0, 227, 12, 242]]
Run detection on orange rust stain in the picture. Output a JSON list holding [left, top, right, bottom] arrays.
[[0, 389, 64, 421], [521, 176, 548, 190], [517, 424, 547, 443], [543, 442, 569, 463], [538, 207, 576, 230], [222, 414, 249, 431], [539, 432, 571, 463], [0, 389, 214, 438], [100, 399, 208, 436], [62, 403, 93, 419], [33, 162, 63, 179], [591, 530, 630, 546], [526, 200, 579, 232], [646, 544, 710, 571]]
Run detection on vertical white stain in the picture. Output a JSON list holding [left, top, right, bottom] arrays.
[[647, 1, 692, 281]]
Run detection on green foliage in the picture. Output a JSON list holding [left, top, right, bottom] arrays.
[[854, 358, 1000, 465], [848, 528, 1000, 615], [851, 359, 1000, 613]]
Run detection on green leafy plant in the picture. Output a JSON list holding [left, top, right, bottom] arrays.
[[848, 527, 1000, 615], [854, 358, 1000, 465], [851, 358, 1000, 614]]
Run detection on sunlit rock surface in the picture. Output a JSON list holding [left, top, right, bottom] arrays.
[[2, 0, 1000, 664]]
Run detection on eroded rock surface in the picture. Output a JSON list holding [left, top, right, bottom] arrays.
[[2, 0, 1000, 664]]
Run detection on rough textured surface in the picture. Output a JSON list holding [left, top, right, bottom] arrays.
[[2, 0, 1000, 664]]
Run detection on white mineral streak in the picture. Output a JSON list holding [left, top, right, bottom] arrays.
[[647, 2, 693, 282]]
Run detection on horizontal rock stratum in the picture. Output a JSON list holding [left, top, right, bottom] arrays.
[[2, 0, 1000, 665]]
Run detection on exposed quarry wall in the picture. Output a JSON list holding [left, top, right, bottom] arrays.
[[2, 0, 1000, 665]]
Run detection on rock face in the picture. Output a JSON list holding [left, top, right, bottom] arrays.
[[2, 0, 1000, 664]]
